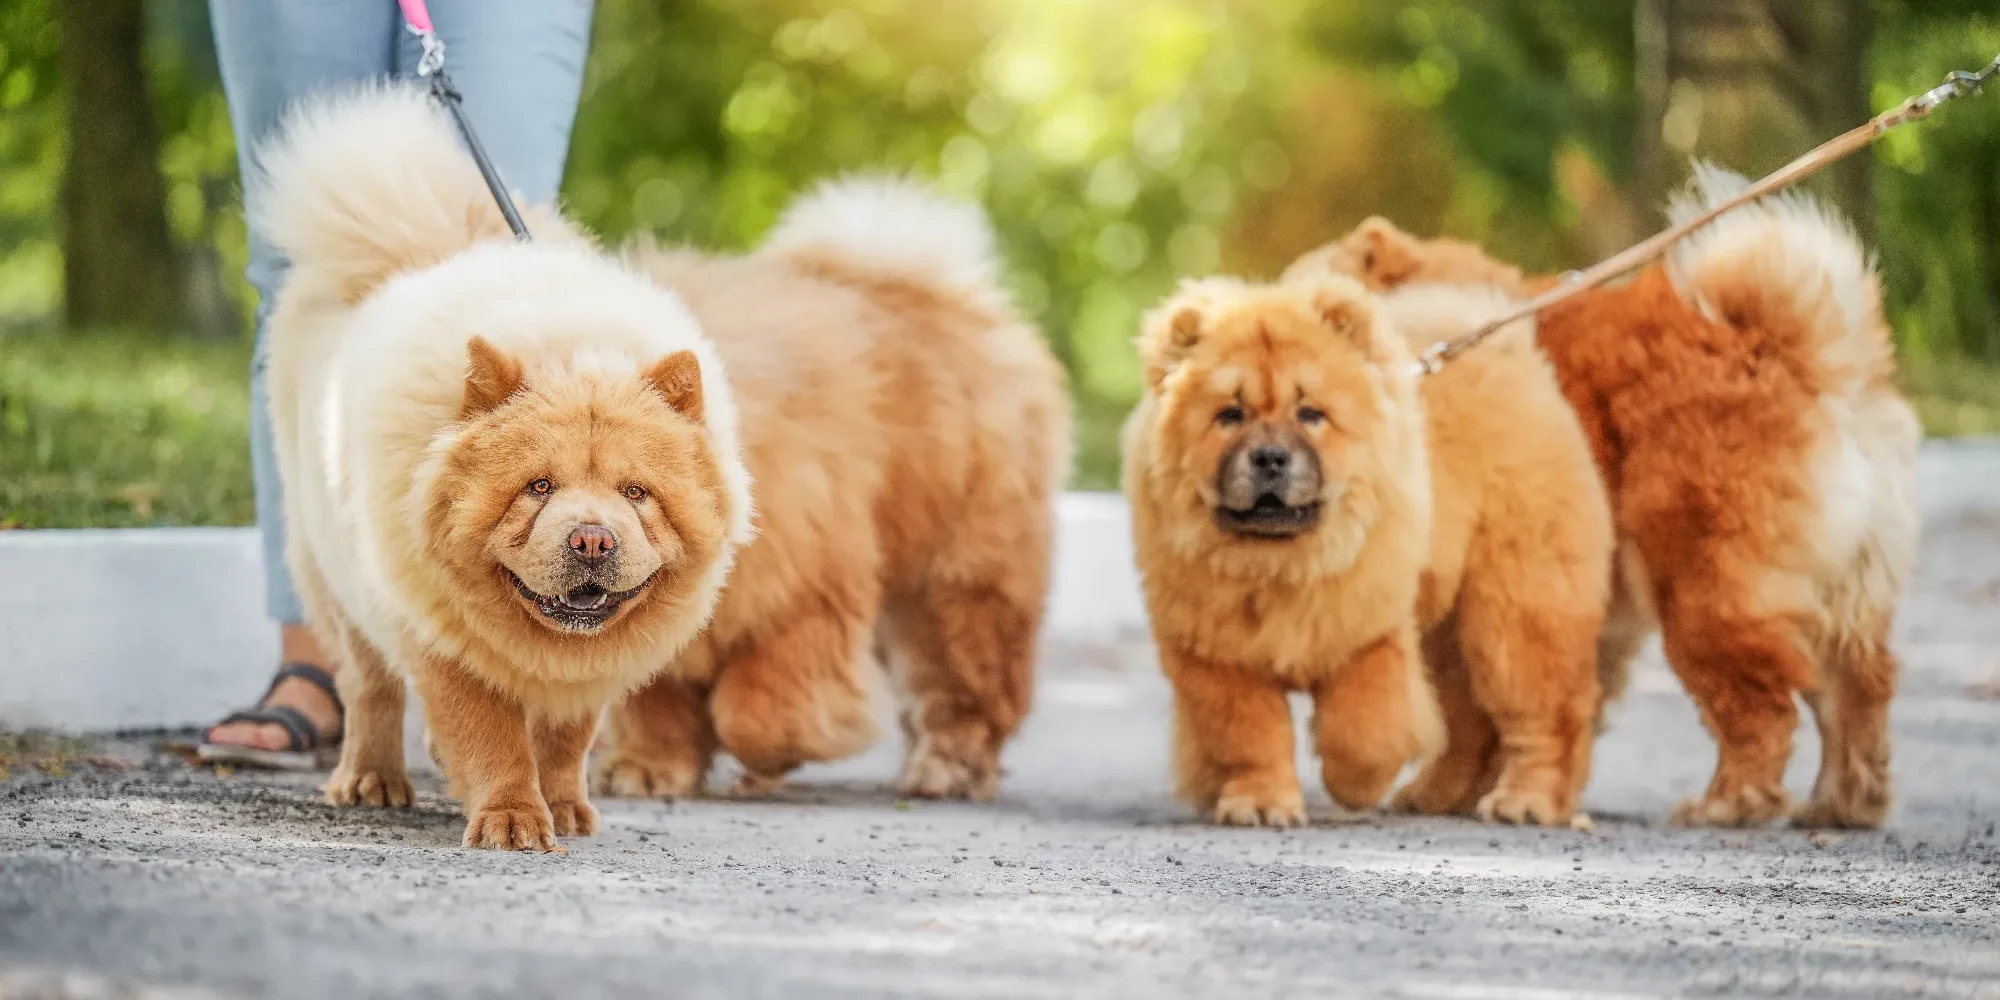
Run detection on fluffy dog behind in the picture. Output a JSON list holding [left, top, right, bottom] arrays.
[[255, 85, 752, 850], [595, 178, 1069, 801], [1288, 166, 1921, 828], [1124, 274, 1611, 826]]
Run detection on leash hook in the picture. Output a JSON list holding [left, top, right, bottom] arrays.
[[408, 21, 447, 80]]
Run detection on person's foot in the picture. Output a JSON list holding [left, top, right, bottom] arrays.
[[205, 625, 343, 751]]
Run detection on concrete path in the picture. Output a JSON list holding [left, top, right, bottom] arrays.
[[4, 511, 1999, 999]]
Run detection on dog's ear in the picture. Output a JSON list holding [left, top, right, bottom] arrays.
[[1350, 216, 1422, 289], [643, 350, 704, 422], [461, 336, 525, 419], [1306, 279, 1396, 367], [1141, 301, 1205, 392]]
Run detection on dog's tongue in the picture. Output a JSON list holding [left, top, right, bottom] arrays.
[[561, 586, 609, 611]]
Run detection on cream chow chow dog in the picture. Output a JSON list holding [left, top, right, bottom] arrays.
[[254, 85, 751, 851], [596, 180, 1070, 802]]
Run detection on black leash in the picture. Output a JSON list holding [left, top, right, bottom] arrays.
[[401, 5, 532, 241]]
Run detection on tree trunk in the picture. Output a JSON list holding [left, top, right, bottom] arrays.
[[1629, 0, 1874, 242], [57, 0, 183, 333]]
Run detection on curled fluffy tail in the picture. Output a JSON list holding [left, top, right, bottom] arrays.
[[761, 176, 1010, 313], [1665, 162, 1896, 397], [250, 83, 527, 304], [1671, 166, 1919, 682]]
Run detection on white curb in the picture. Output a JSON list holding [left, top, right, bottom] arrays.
[[2, 441, 1994, 733], [0, 493, 1153, 733]]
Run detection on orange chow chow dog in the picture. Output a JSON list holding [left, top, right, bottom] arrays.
[[594, 179, 1070, 801], [1124, 274, 1612, 826], [1287, 165, 1921, 828], [255, 86, 752, 851]]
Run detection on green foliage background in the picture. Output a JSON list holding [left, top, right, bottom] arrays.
[[2, 0, 1998, 526]]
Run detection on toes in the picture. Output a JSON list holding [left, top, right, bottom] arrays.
[[592, 756, 701, 800], [897, 750, 998, 802], [727, 772, 785, 798], [206, 722, 284, 751], [549, 799, 601, 838], [1791, 789, 1888, 830], [1670, 785, 1791, 828], [325, 768, 413, 809], [464, 805, 558, 852], [1213, 794, 1306, 828], [1476, 789, 1566, 826]]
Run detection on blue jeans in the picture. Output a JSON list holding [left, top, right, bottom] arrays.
[[210, 0, 595, 626]]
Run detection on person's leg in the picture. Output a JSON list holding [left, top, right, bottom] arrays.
[[403, 0, 597, 205], [205, 0, 398, 751], [207, 0, 596, 753]]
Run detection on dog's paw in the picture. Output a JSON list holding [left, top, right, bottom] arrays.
[[1670, 784, 1790, 828], [1791, 772, 1889, 830], [325, 765, 414, 808], [463, 802, 558, 852], [897, 747, 999, 802], [1791, 794, 1886, 831], [592, 752, 703, 800], [1212, 790, 1307, 828], [547, 798, 600, 838], [1386, 785, 1425, 815], [1389, 775, 1480, 817], [1475, 787, 1568, 826], [725, 771, 786, 798]]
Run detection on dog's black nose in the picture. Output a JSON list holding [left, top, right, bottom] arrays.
[[1250, 446, 1292, 474], [568, 524, 616, 565]]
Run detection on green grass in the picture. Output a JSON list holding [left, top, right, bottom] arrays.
[[0, 330, 254, 528], [1904, 356, 2000, 438], [2, 330, 1992, 529], [0, 729, 101, 780]]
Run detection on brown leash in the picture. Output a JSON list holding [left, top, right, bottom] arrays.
[[1410, 54, 2000, 378]]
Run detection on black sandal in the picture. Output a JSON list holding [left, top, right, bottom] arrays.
[[197, 662, 345, 771]]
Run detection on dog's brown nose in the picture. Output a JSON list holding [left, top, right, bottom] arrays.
[[568, 524, 616, 565], [1250, 446, 1292, 474]]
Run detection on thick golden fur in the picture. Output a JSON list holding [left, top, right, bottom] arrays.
[[254, 86, 752, 850], [594, 179, 1070, 801], [1287, 165, 1921, 828], [1124, 275, 1611, 826]]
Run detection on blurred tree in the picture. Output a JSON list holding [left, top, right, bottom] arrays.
[[56, 0, 183, 333], [1869, 8, 2000, 363], [1632, 0, 1873, 238], [0, 0, 1996, 415], [0, 0, 65, 321], [566, 0, 1303, 411], [1305, 0, 1643, 267]]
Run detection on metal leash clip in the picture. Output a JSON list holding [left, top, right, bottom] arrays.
[[1408, 340, 1453, 379], [409, 22, 446, 79], [1918, 55, 2000, 112]]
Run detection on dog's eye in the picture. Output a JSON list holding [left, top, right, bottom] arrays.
[[527, 478, 553, 496], [623, 484, 647, 501], [1216, 405, 1246, 427], [1297, 406, 1327, 426]]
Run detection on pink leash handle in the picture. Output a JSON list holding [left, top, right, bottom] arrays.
[[395, 0, 434, 34]]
